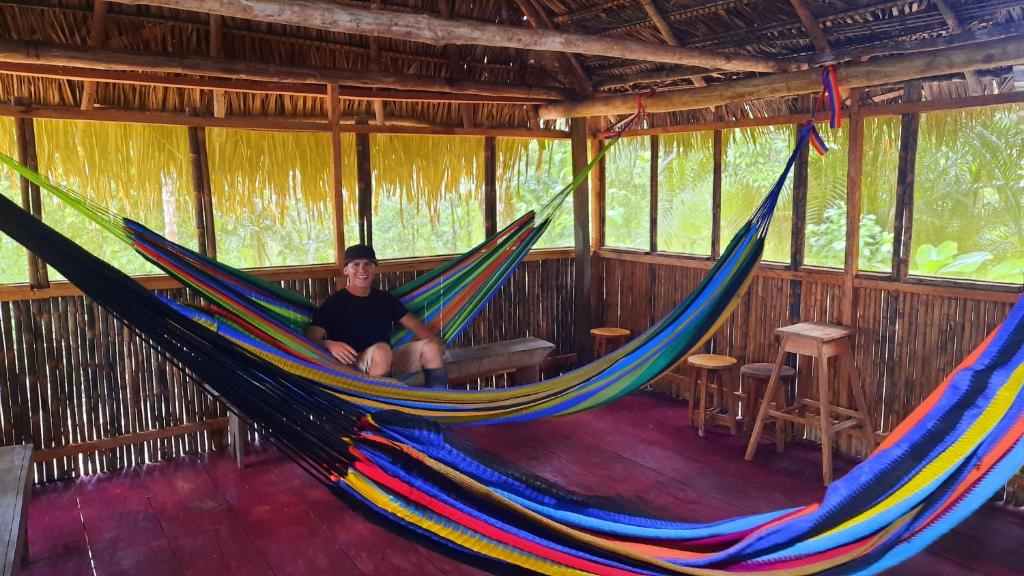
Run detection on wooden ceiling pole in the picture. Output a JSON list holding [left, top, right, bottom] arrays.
[[540, 36, 1024, 118], [368, 0, 385, 125], [638, 0, 705, 87], [0, 38, 571, 100], [513, 0, 593, 97], [788, 0, 831, 52], [209, 14, 227, 118], [438, 0, 472, 128], [932, 0, 983, 95], [328, 83, 346, 280], [111, 0, 788, 72], [79, 0, 107, 110]]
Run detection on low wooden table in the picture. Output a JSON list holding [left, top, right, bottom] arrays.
[[744, 322, 876, 485], [1, 444, 32, 576]]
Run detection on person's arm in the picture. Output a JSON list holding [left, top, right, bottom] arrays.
[[398, 313, 440, 342], [305, 324, 358, 364]]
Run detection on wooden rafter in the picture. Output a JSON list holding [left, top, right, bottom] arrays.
[[540, 35, 1024, 118], [513, 0, 594, 97], [438, 0, 472, 127], [808, 21, 1024, 65], [110, 0, 789, 72], [0, 39, 571, 100], [79, 0, 107, 110], [789, 0, 831, 52], [594, 66, 717, 90], [932, 0, 983, 94], [638, 0, 705, 87], [209, 13, 227, 118]]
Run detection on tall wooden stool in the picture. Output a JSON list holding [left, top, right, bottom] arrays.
[[744, 322, 876, 485], [739, 362, 797, 445], [591, 327, 631, 357], [686, 354, 738, 437]]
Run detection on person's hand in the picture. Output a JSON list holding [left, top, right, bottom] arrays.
[[323, 340, 358, 364]]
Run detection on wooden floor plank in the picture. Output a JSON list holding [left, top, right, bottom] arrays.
[[23, 393, 1024, 576]]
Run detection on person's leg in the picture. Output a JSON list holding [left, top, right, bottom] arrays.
[[355, 342, 393, 376], [419, 338, 447, 388], [392, 339, 448, 388]]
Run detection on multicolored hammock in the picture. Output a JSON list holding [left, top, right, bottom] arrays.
[[1, 180, 1020, 576], [0, 122, 808, 423]]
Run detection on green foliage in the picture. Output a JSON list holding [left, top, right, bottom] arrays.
[[806, 205, 893, 270], [496, 138, 574, 249], [806, 125, 848, 268], [722, 126, 794, 262], [605, 136, 651, 249], [859, 117, 901, 272], [910, 104, 1024, 284], [658, 132, 713, 255]]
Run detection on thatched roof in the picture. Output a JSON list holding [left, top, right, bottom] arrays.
[[0, 1, 1021, 130]]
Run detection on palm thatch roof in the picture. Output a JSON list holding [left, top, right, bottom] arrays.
[[0, 1, 1020, 130]]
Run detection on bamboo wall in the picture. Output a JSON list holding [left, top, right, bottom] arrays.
[[0, 254, 576, 484], [597, 251, 1018, 447]]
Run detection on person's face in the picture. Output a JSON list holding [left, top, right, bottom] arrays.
[[344, 259, 377, 289]]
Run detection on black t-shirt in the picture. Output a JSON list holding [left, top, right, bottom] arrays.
[[310, 287, 408, 352]]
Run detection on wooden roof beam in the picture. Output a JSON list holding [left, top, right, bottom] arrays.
[[110, 0, 791, 73], [0, 61, 556, 104], [638, 0, 705, 87], [540, 35, 1024, 118], [513, 0, 594, 96], [594, 66, 717, 90], [0, 39, 570, 100], [789, 0, 831, 52], [932, 0, 983, 95], [79, 0, 107, 110]]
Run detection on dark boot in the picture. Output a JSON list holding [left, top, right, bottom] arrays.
[[423, 367, 449, 389]]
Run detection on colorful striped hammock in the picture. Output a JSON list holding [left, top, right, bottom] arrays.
[[1, 177, 1020, 576], [0, 121, 814, 424]]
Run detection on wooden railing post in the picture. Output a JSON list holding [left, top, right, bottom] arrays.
[[483, 136, 497, 237], [570, 118, 592, 361], [842, 88, 866, 327], [649, 134, 659, 253], [711, 127, 723, 260], [355, 118, 373, 246], [893, 82, 922, 281], [14, 104, 48, 289], [187, 121, 216, 259], [327, 84, 345, 286]]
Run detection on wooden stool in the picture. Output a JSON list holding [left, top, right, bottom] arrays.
[[686, 354, 738, 437], [739, 362, 797, 444], [590, 327, 631, 357], [744, 322, 876, 485]]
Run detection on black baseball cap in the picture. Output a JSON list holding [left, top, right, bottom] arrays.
[[344, 244, 377, 263]]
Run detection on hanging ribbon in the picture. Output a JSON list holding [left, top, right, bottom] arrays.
[[601, 89, 652, 139], [806, 64, 842, 156]]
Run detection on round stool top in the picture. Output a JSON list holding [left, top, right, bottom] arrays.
[[687, 353, 737, 370], [590, 327, 631, 339], [741, 362, 796, 379]]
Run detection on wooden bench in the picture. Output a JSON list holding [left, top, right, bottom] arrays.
[[407, 336, 556, 386], [1, 444, 32, 576], [222, 337, 555, 468]]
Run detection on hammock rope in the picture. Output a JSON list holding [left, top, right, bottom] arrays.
[[0, 188, 1019, 576]]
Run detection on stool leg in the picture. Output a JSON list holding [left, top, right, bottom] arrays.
[[774, 379, 787, 453], [745, 346, 787, 461], [817, 354, 833, 486], [698, 368, 708, 437], [723, 367, 737, 435], [841, 342, 877, 454]]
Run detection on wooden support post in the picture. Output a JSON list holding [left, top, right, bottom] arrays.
[[327, 84, 346, 281], [355, 117, 372, 246], [892, 82, 922, 281], [791, 123, 809, 272], [589, 136, 606, 252], [13, 113, 47, 289], [209, 14, 227, 118], [711, 128, 723, 259], [649, 134, 659, 253], [842, 89, 865, 327], [483, 136, 497, 237], [186, 124, 216, 258], [571, 118, 593, 362], [80, 0, 107, 111]]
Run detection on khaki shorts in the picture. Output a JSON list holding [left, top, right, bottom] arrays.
[[355, 340, 427, 377]]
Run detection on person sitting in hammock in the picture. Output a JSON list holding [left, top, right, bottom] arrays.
[[305, 244, 449, 388]]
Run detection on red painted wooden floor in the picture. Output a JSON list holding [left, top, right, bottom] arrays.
[[23, 393, 1024, 575]]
